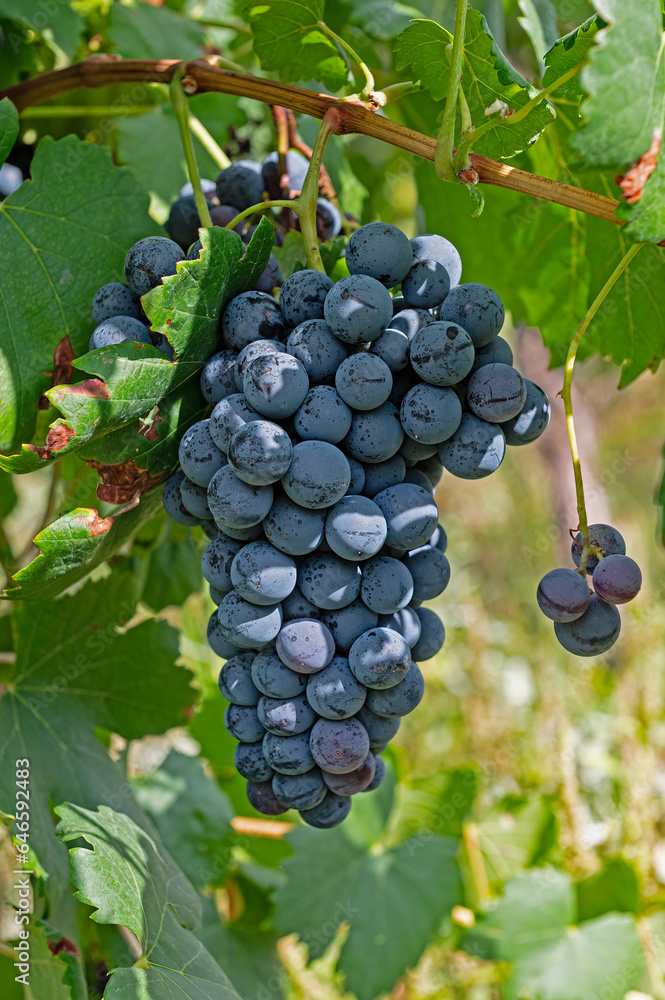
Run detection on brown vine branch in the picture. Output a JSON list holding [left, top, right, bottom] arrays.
[[1, 57, 624, 227], [286, 109, 338, 202]]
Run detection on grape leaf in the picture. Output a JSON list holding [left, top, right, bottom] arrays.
[[273, 826, 460, 1000], [0, 0, 84, 56], [394, 12, 555, 159], [107, 1, 206, 60], [245, 0, 349, 91], [198, 897, 281, 1000], [2, 482, 167, 601], [27, 923, 86, 1000], [576, 858, 639, 922], [476, 797, 555, 885], [131, 750, 235, 891], [346, 0, 422, 40], [0, 135, 158, 453], [571, 0, 665, 167], [0, 96, 18, 166], [0, 573, 194, 893], [0, 221, 272, 474], [56, 804, 242, 1000], [542, 15, 603, 101], [142, 536, 203, 613]]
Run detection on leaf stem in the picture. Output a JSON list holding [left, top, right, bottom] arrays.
[[192, 18, 251, 34], [375, 80, 421, 106], [435, 0, 468, 182], [169, 67, 212, 229], [188, 113, 230, 169], [293, 112, 337, 272], [561, 241, 643, 571], [225, 199, 295, 232], [20, 104, 156, 117], [315, 21, 375, 96]]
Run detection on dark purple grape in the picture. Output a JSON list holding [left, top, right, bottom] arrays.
[[592, 554, 641, 604], [536, 567, 590, 622], [571, 524, 626, 574]]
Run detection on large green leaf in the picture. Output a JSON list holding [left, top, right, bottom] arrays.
[[3, 483, 167, 601], [131, 750, 235, 891], [576, 858, 639, 922], [0, 573, 194, 893], [0, 0, 84, 55], [572, 0, 665, 167], [198, 898, 281, 1000], [0, 221, 272, 474], [56, 804, 242, 1000], [476, 798, 556, 885], [0, 96, 18, 166], [542, 15, 603, 101], [394, 12, 555, 159], [107, 1, 206, 59], [273, 826, 460, 1000], [246, 0, 349, 91], [0, 135, 158, 453]]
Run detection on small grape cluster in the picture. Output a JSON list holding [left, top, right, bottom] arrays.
[[537, 525, 642, 656]]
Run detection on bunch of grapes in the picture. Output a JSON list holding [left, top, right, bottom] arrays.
[[87, 154, 552, 828], [537, 525, 641, 656]]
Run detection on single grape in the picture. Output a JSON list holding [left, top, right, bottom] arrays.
[[324, 274, 393, 344], [200, 350, 238, 406], [180, 178, 217, 200], [209, 585, 226, 605], [298, 553, 362, 611], [345, 221, 413, 287], [470, 336, 513, 373], [218, 652, 260, 706], [402, 547, 450, 602], [429, 523, 448, 553], [388, 368, 417, 408], [345, 402, 405, 464], [371, 327, 410, 372], [349, 627, 411, 689], [276, 618, 336, 673], [360, 556, 414, 614], [217, 592, 283, 649], [228, 419, 293, 485], [390, 307, 436, 341], [89, 315, 152, 351], [251, 647, 307, 698], [310, 717, 370, 773], [209, 394, 260, 453], [179, 419, 226, 488], [571, 524, 626, 573], [439, 282, 504, 348], [400, 383, 462, 445], [503, 380, 551, 446], [324, 495, 387, 561], [410, 234, 462, 287], [417, 455, 445, 488], [363, 753, 386, 791], [466, 363, 527, 423], [235, 339, 286, 391], [263, 495, 326, 556], [282, 440, 351, 509], [283, 586, 320, 622], [316, 198, 343, 240], [411, 608, 445, 662], [243, 354, 309, 419], [246, 779, 288, 816], [235, 741, 274, 781], [124, 236, 183, 296], [361, 455, 406, 497], [231, 541, 297, 606], [306, 656, 366, 719], [263, 729, 316, 775], [321, 600, 379, 652], [299, 790, 351, 827], [279, 269, 334, 325], [402, 258, 451, 309], [378, 607, 422, 648], [261, 149, 309, 197], [373, 483, 438, 550], [401, 437, 437, 462], [217, 521, 264, 542], [404, 468, 434, 494], [347, 456, 366, 496], [165, 195, 202, 249], [222, 291, 286, 351], [323, 754, 376, 794], [202, 536, 243, 592], [365, 660, 425, 717], [286, 318, 348, 382], [438, 413, 506, 480], [273, 769, 327, 810], [257, 693, 316, 735], [254, 253, 283, 292], [207, 465, 273, 530], [410, 321, 475, 386], [537, 568, 591, 622], [215, 160, 264, 211], [224, 703, 265, 742], [91, 282, 142, 324], [356, 705, 401, 750], [335, 354, 393, 411], [294, 386, 353, 444], [179, 477, 210, 520], [207, 610, 245, 658], [554, 594, 621, 656], [592, 554, 642, 604]]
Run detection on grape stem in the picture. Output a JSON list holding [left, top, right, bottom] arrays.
[[187, 113, 231, 169], [294, 111, 339, 272], [315, 21, 375, 98], [169, 66, 212, 228], [561, 241, 643, 574], [224, 199, 295, 232], [435, 0, 468, 183]]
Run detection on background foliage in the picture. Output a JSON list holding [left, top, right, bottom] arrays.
[[1, 1, 665, 999]]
